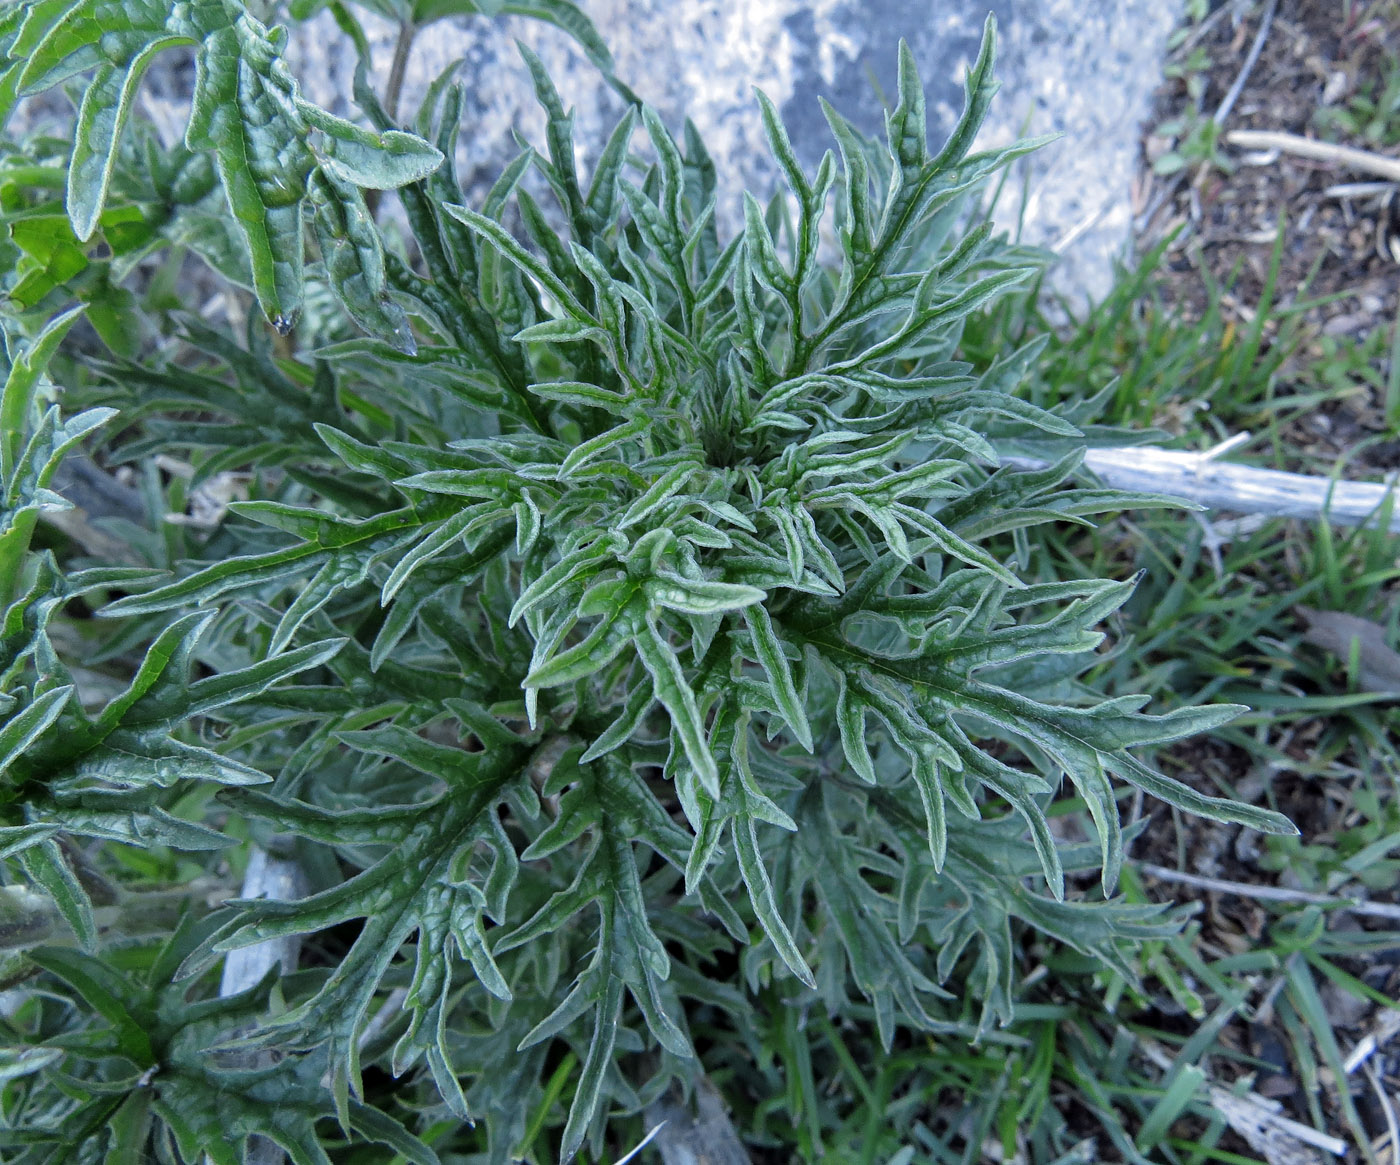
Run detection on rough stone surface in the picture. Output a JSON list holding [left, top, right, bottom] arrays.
[[284, 1, 1182, 306]]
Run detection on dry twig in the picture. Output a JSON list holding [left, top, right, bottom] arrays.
[[1212, 0, 1277, 126], [1138, 1038, 1345, 1160], [1138, 862, 1400, 922], [1345, 1008, 1400, 1075], [1004, 435, 1400, 534], [215, 845, 308, 1165], [1363, 1062, 1399, 1165], [1226, 129, 1400, 182]]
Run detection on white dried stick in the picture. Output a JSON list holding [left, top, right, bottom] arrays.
[[214, 845, 308, 1165], [1226, 129, 1400, 183], [1004, 436, 1400, 533], [219, 844, 307, 996]]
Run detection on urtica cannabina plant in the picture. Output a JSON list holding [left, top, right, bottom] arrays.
[[0, 2, 1293, 1160]]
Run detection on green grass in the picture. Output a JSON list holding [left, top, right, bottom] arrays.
[[1313, 23, 1400, 150], [1041, 267, 1397, 1158]]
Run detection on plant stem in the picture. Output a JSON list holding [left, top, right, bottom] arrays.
[[385, 20, 417, 126], [365, 19, 416, 223], [1210, 0, 1276, 126]]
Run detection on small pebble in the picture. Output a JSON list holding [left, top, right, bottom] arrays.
[[1322, 313, 1364, 336]]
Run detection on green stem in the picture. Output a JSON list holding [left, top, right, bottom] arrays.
[[365, 19, 417, 222], [384, 19, 417, 126]]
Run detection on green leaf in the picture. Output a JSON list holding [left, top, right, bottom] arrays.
[[67, 37, 182, 240], [18, 839, 96, 951], [27, 944, 154, 1063], [498, 758, 692, 1157], [787, 785, 951, 1048], [617, 462, 698, 530], [381, 506, 491, 602], [186, 21, 307, 329], [298, 101, 443, 189], [1114, 751, 1298, 836], [218, 741, 527, 1116], [634, 616, 718, 797], [442, 202, 590, 320], [558, 418, 647, 478], [0, 684, 71, 773], [645, 571, 764, 616], [0, 305, 85, 479], [101, 508, 424, 616], [309, 167, 416, 351], [509, 535, 621, 627], [524, 582, 640, 690], [742, 606, 812, 750], [733, 807, 814, 987], [578, 681, 654, 763], [501, 0, 616, 74]]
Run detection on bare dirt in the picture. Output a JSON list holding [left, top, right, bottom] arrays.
[[1138, 0, 1400, 474]]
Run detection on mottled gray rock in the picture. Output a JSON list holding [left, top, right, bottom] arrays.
[[284, 1, 1182, 306]]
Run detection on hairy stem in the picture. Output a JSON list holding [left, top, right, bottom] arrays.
[[365, 19, 417, 223], [385, 20, 417, 126]]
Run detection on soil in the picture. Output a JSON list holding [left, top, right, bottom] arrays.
[[1137, 0, 1400, 474], [1138, 0, 1399, 321]]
